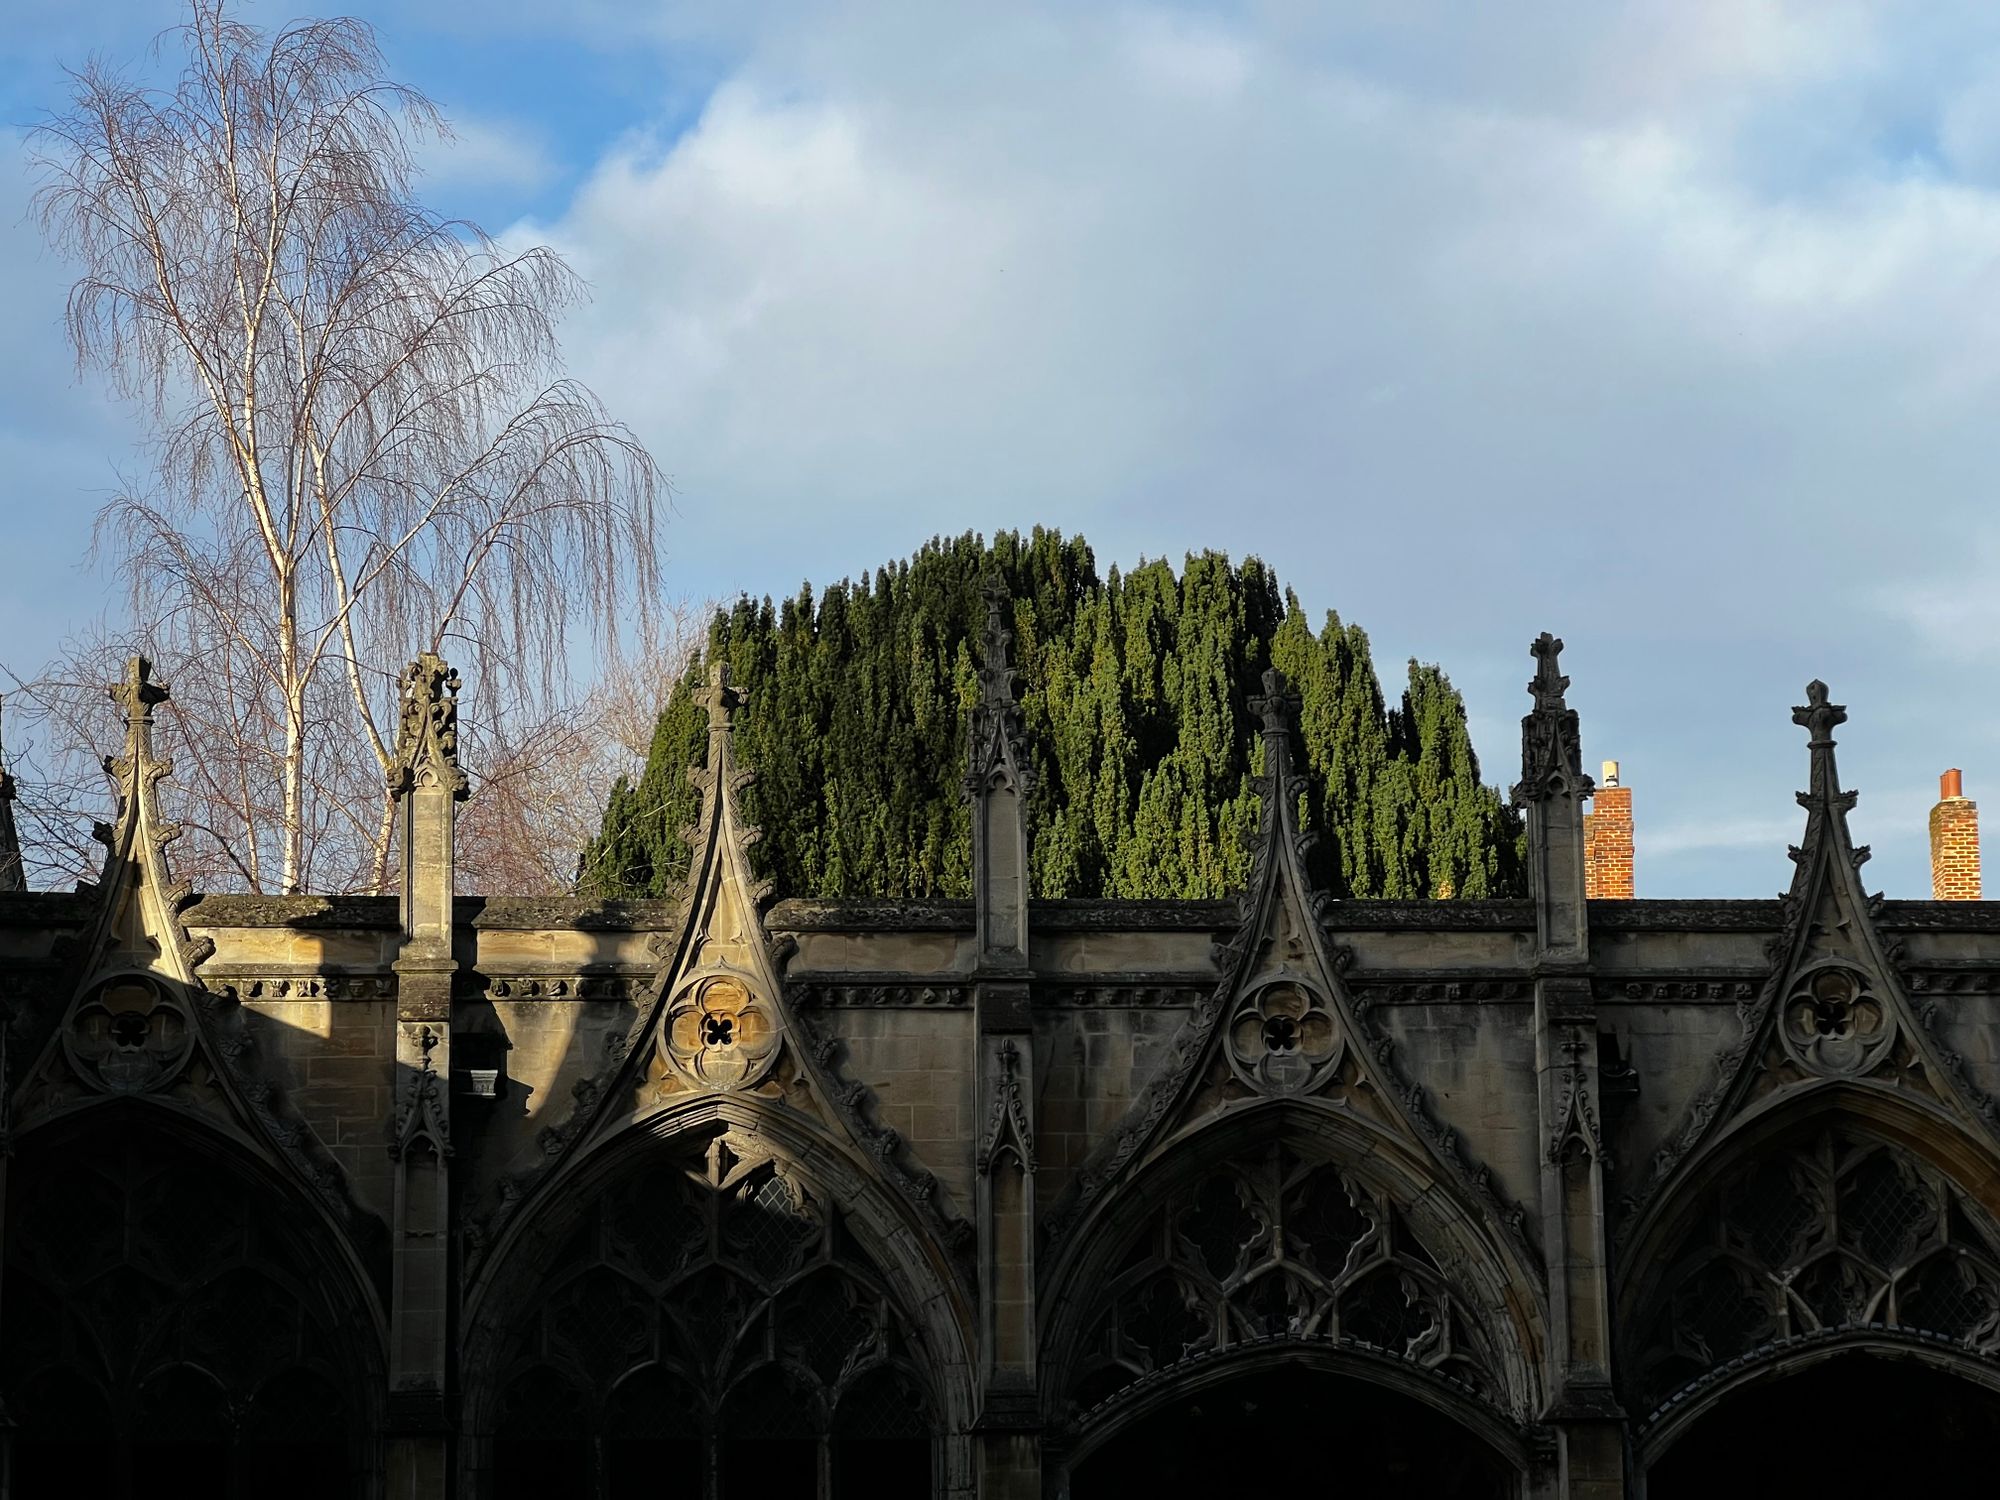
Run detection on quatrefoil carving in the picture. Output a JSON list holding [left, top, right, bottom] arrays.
[[1780, 963, 1895, 1078], [665, 974, 781, 1090], [65, 974, 192, 1093], [1226, 979, 1341, 1095]]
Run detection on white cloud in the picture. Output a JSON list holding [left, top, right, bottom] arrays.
[[422, 113, 559, 195], [507, 1, 2000, 896]]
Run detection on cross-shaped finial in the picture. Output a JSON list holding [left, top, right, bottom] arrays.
[[702, 660, 747, 735], [1527, 633, 1570, 713], [109, 656, 169, 725], [1250, 666, 1299, 738], [1791, 680, 1846, 747]]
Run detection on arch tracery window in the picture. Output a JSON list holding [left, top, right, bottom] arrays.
[[1, 1128, 359, 1499], [493, 1130, 934, 1499], [1067, 1144, 1497, 1417], [1636, 1132, 2000, 1411]]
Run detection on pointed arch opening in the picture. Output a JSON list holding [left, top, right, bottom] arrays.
[[1, 1107, 384, 1500], [1621, 1089, 2000, 1425], [465, 1105, 971, 1500], [1043, 1099, 1544, 1468], [1640, 1344, 2000, 1494], [1064, 1351, 1519, 1497]]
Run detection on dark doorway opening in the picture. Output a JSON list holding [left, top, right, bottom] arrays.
[[1649, 1353, 2000, 1498], [1069, 1365, 1510, 1499]]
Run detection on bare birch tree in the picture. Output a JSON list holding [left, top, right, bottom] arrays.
[[22, 0, 662, 893]]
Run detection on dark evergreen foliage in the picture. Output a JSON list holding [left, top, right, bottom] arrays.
[[582, 531, 1524, 901]]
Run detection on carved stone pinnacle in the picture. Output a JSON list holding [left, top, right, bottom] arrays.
[[1513, 634, 1591, 805], [1527, 633, 1570, 712], [390, 652, 469, 800], [967, 575, 1032, 792]]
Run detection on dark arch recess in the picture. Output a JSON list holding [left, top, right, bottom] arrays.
[[1067, 1353, 1518, 1498], [1644, 1345, 2000, 1496], [1, 1108, 385, 1500], [468, 1106, 967, 1499], [463, 1097, 974, 1440]]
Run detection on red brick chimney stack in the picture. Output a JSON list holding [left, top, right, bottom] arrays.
[[1584, 759, 1635, 899], [1930, 768, 1981, 900]]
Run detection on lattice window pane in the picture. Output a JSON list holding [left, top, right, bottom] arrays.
[[724, 1174, 819, 1284], [75, 1267, 175, 1383], [546, 1267, 653, 1389], [182, 1268, 302, 1393], [131, 1364, 230, 1440], [673, 1267, 757, 1378], [497, 1365, 588, 1438], [605, 1364, 706, 1438], [1794, 1254, 1875, 1332], [1119, 1274, 1210, 1372], [605, 1165, 708, 1286], [136, 1162, 247, 1284], [242, 1368, 347, 1440], [1341, 1270, 1438, 1358], [1670, 1261, 1769, 1364], [1726, 1160, 1820, 1266], [1839, 1155, 1935, 1267], [834, 1365, 930, 1439], [1900, 1254, 2000, 1344], [1175, 1173, 1261, 1283], [721, 1364, 823, 1439], [1235, 1269, 1313, 1339], [778, 1272, 877, 1387], [1284, 1166, 1373, 1281]]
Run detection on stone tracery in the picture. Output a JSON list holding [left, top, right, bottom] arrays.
[[492, 1127, 935, 1490], [1067, 1143, 1498, 1416], [1633, 1131, 2000, 1412]]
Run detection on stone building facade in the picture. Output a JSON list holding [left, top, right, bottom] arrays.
[[4, 602, 2000, 1499]]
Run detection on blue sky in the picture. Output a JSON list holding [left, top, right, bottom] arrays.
[[5, 0, 2000, 898]]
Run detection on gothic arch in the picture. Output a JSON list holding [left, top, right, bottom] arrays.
[[1041, 1098, 1548, 1437], [460, 1095, 976, 1489], [1061, 1337, 1531, 1476], [1633, 1329, 2000, 1474], [3, 1102, 388, 1494], [1618, 1084, 2000, 1426]]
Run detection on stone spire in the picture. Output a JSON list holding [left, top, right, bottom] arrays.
[[1779, 679, 1870, 922], [1513, 633, 1593, 964], [1514, 633, 1594, 807], [966, 575, 1033, 969], [0, 695, 24, 893], [966, 574, 1033, 796]]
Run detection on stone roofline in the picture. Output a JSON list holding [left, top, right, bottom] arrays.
[[6, 890, 2000, 933]]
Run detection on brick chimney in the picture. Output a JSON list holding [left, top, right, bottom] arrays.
[[1584, 759, 1634, 899], [1930, 769, 1980, 900]]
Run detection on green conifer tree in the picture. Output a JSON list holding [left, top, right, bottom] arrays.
[[579, 530, 1525, 902]]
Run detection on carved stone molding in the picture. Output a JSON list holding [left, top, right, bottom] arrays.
[[789, 979, 972, 1008]]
